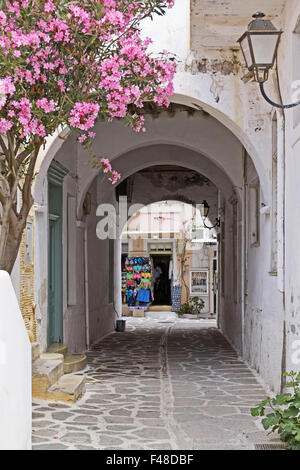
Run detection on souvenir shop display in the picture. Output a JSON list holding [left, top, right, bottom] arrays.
[[121, 259, 128, 304], [123, 256, 153, 308], [171, 285, 182, 312]]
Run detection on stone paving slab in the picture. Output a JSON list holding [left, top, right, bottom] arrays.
[[32, 316, 276, 450]]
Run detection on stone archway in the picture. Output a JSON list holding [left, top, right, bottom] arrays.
[[31, 98, 285, 393]]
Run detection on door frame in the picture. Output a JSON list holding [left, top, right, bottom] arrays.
[[47, 161, 68, 347]]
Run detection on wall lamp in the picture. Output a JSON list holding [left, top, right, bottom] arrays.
[[238, 12, 300, 109], [201, 200, 221, 229]]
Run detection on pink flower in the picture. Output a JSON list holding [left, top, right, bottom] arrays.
[[57, 80, 66, 92], [108, 170, 121, 185], [104, 10, 124, 27], [0, 10, 7, 25], [69, 102, 100, 131], [0, 77, 15, 96], [36, 98, 56, 113], [104, 0, 116, 7], [0, 118, 13, 133], [44, 1, 55, 12], [78, 134, 87, 143]]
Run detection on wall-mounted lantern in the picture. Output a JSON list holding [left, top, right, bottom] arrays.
[[238, 12, 300, 109], [201, 200, 220, 229]]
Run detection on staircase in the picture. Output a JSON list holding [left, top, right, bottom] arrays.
[[31, 343, 86, 403], [47, 343, 87, 374]]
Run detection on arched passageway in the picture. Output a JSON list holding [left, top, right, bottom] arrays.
[[120, 196, 218, 318], [33, 103, 284, 392]]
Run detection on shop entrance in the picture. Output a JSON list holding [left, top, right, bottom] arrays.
[[151, 255, 172, 306]]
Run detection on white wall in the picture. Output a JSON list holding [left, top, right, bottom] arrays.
[[31, 1, 300, 393], [278, 0, 300, 377], [0, 271, 31, 450], [141, 0, 190, 63], [86, 177, 117, 346]]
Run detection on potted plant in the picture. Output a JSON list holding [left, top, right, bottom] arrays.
[[178, 297, 205, 319]]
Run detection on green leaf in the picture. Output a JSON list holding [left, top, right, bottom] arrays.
[[285, 382, 296, 388], [251, 407, 260, 417], [282, 406, 299, 418], [262, 414, 280, 430], [272, 393, 293, 405]]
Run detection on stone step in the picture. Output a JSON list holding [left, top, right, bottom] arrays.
[[47, 343, 68, 357], [46, 375, 86, 403], [31, 342, 40, 362], [32, 358, 64, 398], [63, 354, 87, 374], [145, 311, 177, 321], [148, 305, 172, 312], [40, 352, 64, 361]]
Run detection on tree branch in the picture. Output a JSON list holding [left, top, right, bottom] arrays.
[[19, 136, 42, 222], [0, 173, 11, 198], [0, 135, 8, 158], [16, 147, 32, 165]]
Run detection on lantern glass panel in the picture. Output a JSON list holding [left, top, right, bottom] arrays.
[[250, 33, 279, 65], [241, 35, 253, 68]]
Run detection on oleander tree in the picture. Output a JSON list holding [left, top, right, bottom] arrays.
[[0, 0, 176, 273]]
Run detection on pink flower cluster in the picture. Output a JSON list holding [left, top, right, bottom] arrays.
[[0, 117, 12, 132], [101, 158, 121, 185], [36, 98, 55, 113], [11, 97, 46, 137], [0, 0, 176, 183], [69, 102, 100, 131]]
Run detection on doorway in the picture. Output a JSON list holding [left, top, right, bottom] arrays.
[[151, 255, 171, 306], [48, 182, 63, 346], [47, 161, 67, 347]]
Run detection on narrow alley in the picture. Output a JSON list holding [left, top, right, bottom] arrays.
[[32, 316, 278, 451]]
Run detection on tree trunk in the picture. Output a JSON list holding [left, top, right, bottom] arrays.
[[0, 206, 30, 274], [0, 135, 40, 274]]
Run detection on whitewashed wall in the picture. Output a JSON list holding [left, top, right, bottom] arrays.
[[278, 0, 300, 377], [31, 0, 300, 393], [0, 271, 31, 450]]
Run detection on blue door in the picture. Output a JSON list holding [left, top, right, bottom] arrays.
[[47, 162, 68, 347]]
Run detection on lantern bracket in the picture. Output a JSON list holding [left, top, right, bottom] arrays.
[[201, 200, 221, 230], [259, 81, 300, 109]]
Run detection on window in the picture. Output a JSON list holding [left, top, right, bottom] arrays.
[[122, 242, 129, 254], [148, 243, 172, 253], [191, 228, 204, 240], [190, 270, 209, 296]]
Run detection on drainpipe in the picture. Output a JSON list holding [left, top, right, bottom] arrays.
[[84, 224, 90, 349], [275, 66, 286, 391], [76, 220, 90, 349], [276, 109, 286, 294], [241, 149, 248, 358]]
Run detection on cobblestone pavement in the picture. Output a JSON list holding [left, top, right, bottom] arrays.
[[32, 315, 274, 450]]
